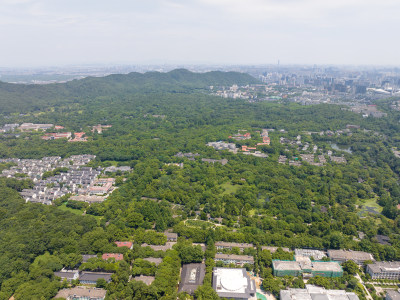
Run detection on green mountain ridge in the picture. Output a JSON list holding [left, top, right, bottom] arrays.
[[1, 67, 400, 299], [0, 69, 258, 114]]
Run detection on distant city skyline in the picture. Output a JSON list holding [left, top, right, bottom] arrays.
[[1, 0, 399, 67]]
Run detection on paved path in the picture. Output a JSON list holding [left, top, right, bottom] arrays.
[[250, 273, 276, 300], [355, 273, 373, 300], [365, 281, 399, 286]]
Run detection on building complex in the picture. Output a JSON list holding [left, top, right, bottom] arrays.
[[215, 242, 255, 252], [327, 250, 374, 264], [215, 254, 254, 266], [280, 285, 359, 300], [366, 261, 400, 280], [272, 256, 343, 278]]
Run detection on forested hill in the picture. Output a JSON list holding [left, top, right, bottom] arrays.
[[0, 69, 258, 114]]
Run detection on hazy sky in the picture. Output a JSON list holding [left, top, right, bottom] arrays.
[[1, 0, 399, 67]]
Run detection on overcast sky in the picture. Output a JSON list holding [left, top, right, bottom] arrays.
[[1, 0, 399, 67]]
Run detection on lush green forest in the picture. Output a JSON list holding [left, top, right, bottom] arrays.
[[0, 69, 258, 114], [1, 70, 400, 299]]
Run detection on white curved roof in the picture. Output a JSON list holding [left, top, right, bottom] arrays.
[[220, 272, 247, 292]]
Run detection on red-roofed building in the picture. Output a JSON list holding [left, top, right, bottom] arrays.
[[115, 241, 133, 249], [244, 133, 251, 138], [257, 136, 271, 146], [75, 132, 85, 138], [55, 125, 65, 130], [69, 132, 88, 142], [102, 253, 124, 261]]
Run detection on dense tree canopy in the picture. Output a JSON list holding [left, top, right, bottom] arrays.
[[1, 70, 400, 299]]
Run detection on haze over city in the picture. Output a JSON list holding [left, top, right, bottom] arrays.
[[1, 0, 400, 67]]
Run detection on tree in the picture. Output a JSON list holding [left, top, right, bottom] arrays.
[[194, 285, 220, 300], [342, 260, 359, 275], [262, 276, 282, 296], [348, 277, 359, 289], [272, 248, 292, 260], [307, 276, 332, 289], [173, 240, 204, 264], [60, 253, 82, 269], [179, 245, 204, 264], [326, 232, 344, 249], [292, 277, 305, 288], [96, 278, 107, 288]]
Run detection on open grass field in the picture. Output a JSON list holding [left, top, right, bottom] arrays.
[[58, 202, 84, 215], [357, 198, 383, 216], [185, 219, 215, 229], [220, 182, 240, 195]]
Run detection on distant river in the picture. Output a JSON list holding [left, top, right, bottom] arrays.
[[330, 143, 352, 154]]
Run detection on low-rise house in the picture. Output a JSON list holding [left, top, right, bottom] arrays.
[[243, 151, 268, 158], [366, 261, 400, 280], [141, 242, 176, 252], [54, 286, 106, 300], [230, 131, 251, 141], [42, 132, 72, 140], [92, 124, 112, 134], [79, 272, 113, 285], [327, 249, 374, 264], [0, 123, 19, 133], [165, 162, 184, 168], [215, 241, 254, 252], [278, 155, 287, 164], [19, 123, 54, 131], [257, 136, 271, 146], [132, 275, 155, 286], [207, 141, 238, 152], [330, 156, 347, 164], [174, 152, 200, 160], [261, 246, 290, 253], [89, 178, 115, 195], [215, 254, 254, 266], [164, 232, 178, 242], [178, 263, 206, 295], [142, 257, 163, 266], [82, 255, 97, 263], [54, 270, 80, 282], [201, 158, 229, 165], [69, 132, 88, 142], [5, 155, 99, 204], [104, 166, 131, 173], [295, 249, 326, 260], [69, 195, 106, 204], [102, 253, 124, 261]]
